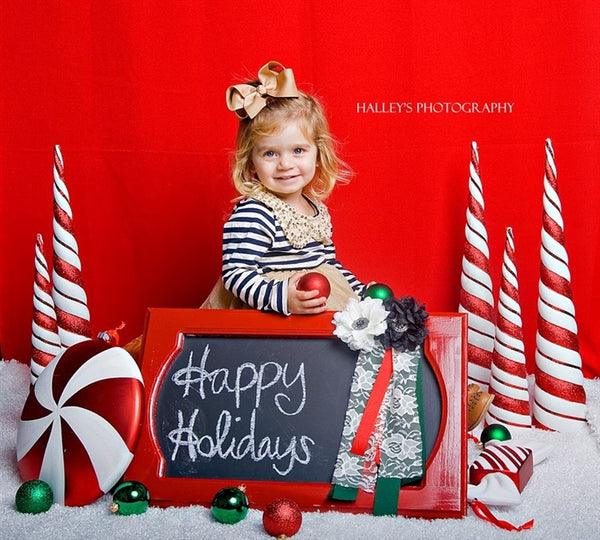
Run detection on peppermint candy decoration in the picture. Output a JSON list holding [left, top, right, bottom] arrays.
[[17, 340, 144, 506], [470, 442, 533, 493]]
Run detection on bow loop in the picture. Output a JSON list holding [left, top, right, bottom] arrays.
[[226, 61, 299, 119]]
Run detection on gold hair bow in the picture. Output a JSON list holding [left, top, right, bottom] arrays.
[[226, 61, 299, 119]]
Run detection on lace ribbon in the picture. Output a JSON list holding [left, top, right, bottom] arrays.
[[330, 345, 425, 515]]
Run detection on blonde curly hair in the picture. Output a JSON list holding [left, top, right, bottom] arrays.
[[232, 90, 350, 201]]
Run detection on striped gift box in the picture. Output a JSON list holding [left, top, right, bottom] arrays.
[[469, 442, 534, 492]]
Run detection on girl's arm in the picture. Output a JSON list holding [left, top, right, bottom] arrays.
[[222, 200, 329, 315], [222, 201, 289, 313]]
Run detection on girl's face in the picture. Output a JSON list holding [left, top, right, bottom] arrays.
[[251, 122, 317, 207]]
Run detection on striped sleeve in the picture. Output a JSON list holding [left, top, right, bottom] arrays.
[[222, 200, 289, 314]]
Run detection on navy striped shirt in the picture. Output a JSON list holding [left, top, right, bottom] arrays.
[[222, 198, 364, 314]]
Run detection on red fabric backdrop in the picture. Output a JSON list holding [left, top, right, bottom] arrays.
[[1, 1, 599, 377]]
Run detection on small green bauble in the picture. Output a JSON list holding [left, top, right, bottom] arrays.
[[481, 423, 512, 446], [15, 479, 54, 514], [109, 481, 150, 515], [364, 283, 395, 301], [211, 487, 249, 524]]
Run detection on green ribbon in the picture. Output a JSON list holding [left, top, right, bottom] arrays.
[[373, 348, 425, 515]]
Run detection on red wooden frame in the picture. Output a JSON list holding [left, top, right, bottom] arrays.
[[125, 308, 467, 518]]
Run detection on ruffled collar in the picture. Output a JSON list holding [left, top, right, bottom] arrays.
[[251, 188, 333, 248]]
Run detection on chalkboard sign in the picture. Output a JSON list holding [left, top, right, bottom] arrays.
[[157, 335, 357, 483], [126, 309, 467, 518]]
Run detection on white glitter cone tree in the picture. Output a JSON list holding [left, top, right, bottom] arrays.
[[51, 145, 92, 347], [31, 234, 62, 383], [486, 227, 532, 431], [458, 141, 495, 391], [533, 139, 586, 432]]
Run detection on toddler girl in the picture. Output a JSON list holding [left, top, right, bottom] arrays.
[[201, 61, 365, 315]]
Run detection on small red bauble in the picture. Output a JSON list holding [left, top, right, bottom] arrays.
[[297, 272, 331, 298], [262, 498, 302, 538]]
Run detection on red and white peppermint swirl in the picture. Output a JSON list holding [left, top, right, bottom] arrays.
[[533, 139, 586, 432], [17, 340, 144, 506], [31, 234, 62, 384], [458, 141, 495, 390], [51, 145, 92, 347], [487, 228, 531, 431]]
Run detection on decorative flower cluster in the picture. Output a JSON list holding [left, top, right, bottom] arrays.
[[333, 295, 429, 353]]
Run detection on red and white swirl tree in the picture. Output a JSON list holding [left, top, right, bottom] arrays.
[[51, 145, 92, 348], [533, 139, 586, 432], [459, 141, 496, 391], [30, 233, 62, 383], [487, 227, 532, 431]]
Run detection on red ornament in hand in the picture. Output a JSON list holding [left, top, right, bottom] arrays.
[[262, 498, 302, 538], [297, 272, 331, 298]]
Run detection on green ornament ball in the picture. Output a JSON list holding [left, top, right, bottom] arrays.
[[110, 481, 150, 515], [364, 282, 395, 301], [211, 486, 249, 524], [15, 479, 54, 514], [481, 423, 512, 446]]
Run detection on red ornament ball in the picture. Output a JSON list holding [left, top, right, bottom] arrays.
[[263, 498, 302, 538], [297, 272, 331, 299]]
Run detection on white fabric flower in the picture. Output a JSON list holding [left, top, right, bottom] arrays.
[[332, 297, 388, 352]]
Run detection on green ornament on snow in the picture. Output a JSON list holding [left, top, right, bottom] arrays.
[[15, 479, 54, 514], [109, 481, 150, 515], [211, 486, 249, 524]]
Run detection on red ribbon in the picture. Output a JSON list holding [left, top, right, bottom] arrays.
[[470, 500, 534, 532], [350, 349, 393, 457], [98, 321, 126, 345], [467, 432, 481, 445]]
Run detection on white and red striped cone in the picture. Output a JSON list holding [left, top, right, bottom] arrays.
[[51, 145, 92, 348], [30, 233, 62, 384], [459, 141, 495, 391], [533, 138, 586, 432], [487, 227, 532, 431]]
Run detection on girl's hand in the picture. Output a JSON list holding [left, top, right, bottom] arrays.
[[287, 272, 328, 315]]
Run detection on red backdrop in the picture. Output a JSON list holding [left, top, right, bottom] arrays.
[[1, 1, 599, 377]]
